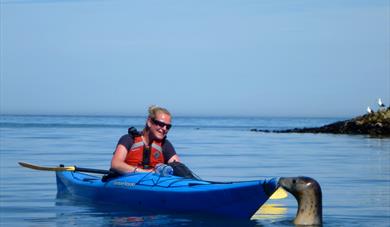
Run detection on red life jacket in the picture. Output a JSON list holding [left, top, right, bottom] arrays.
[[124, 136, 164, 169]]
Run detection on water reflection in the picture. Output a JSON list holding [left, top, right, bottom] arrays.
[[252, 203, 288, 220], [54, 195, 286, 226]]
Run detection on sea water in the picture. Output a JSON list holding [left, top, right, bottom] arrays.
[[0, 115, 389, 226]]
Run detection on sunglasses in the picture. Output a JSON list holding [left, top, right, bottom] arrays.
[[151, 118, 172, 130]]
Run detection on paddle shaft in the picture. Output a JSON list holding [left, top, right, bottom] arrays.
[[19, 162, 110, 175], [73, 166, 110, 174]]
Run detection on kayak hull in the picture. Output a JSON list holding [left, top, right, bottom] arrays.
[[56, 171, 279, 219]]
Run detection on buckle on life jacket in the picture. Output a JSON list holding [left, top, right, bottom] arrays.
[[142, 146, 151, 169]]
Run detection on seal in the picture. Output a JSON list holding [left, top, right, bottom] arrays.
[[278, 176, 322, 226]]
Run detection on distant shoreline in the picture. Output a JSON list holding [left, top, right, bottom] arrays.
[[251, 108, 390, 137]]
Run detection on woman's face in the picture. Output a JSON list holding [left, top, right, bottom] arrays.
[[147, 112, 172, 141]]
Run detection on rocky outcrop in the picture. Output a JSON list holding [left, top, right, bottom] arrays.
[[251, 108, 390, 137]]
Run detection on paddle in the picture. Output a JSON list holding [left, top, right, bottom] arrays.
[[18, 162, 110, 174]]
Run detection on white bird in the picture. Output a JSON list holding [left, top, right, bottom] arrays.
[[378, 98, 386, 108], [367, 106, 374, 114]]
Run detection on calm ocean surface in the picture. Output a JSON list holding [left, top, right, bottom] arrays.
[[1, 115, 389, 226]]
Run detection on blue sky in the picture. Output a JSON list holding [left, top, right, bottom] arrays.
[[1, 0, 389, 117]]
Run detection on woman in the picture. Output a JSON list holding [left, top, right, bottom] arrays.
[[111, 105, 180, 174]]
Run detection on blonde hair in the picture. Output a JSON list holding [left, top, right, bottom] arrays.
[[148, 105, 171, 119]]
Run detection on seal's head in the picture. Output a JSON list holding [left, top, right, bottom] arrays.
[[279, 176, 322, 196], [279, 176, 322, 226]]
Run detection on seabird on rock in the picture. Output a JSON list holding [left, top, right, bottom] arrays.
[[367, 106, 374, 114], [378, 98, 386, 108]]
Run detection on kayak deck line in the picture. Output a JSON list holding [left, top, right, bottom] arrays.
[[66, 169, 261, 186], [69, 170, 218, 188]]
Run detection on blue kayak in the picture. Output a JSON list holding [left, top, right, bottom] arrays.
[[56, 171, 279, 219]]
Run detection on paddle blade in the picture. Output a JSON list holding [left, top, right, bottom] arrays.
[[269, 187, 288, 200], [18, 162, 75, 172]]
